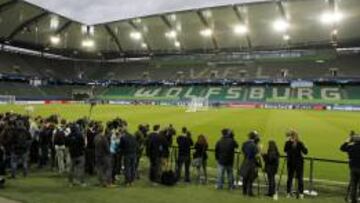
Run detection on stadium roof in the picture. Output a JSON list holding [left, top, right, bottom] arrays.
[[0, 0, 360, 59]]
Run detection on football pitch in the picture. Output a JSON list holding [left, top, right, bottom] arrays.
[[0, 104, 356, 182]]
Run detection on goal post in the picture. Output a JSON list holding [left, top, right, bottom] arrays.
[[0, 95, 15, 104], [186, 97, 209, 112]]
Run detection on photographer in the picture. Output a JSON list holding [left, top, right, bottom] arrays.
[[119, 126, 138, 186], [215, 129, 238, 190], [341, 132, 360, 203], [284, 130, 308, 199], [240, 131, 261, 196], [146, 125, 162, 184]]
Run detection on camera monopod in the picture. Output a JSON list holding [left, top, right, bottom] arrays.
[[275, 158, 287, 199], [88, 101, 96, 120]]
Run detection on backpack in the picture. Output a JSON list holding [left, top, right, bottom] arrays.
[[160, 149, 177, 186], [54, 128, 66, 146]]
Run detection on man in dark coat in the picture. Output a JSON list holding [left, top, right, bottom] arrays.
[[341, 135, 360, 203], [215, 129, 238, 189], [146, 125, 162, 183], [94, 124, 112, 187], [284, 130, 308, 199], [176, 127, 193, 182], [66, 124, 86, 186], [240, 131, 260, 196], [119, 129, 137, 186]]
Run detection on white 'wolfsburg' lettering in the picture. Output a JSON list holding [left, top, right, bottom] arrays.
[[134, 88, 162, 97], [321, 88, 341, 100], [225, 87, 242, 99]]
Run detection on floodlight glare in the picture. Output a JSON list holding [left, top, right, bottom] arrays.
[[234, 24, 248, 35], [320, 11, 343, 24], [141, 43, 147, 49], [283, 34, 290, 41], [165, 30, 177, 38], [130, 32, 142, 40], [50, 36, 60, 45], [332, 29, 338, 35], [273, 19, 289, 32], [82, 39, 95, 48], [174, 41, 181, 48], [200, 28, 213, 37]]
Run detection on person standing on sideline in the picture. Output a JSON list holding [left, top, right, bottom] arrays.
[[193, 134, 208, 184], [66, 123, 86, 187], [146, 125, 162, 184], [53, 119, 67, 174], [215, 129, 238, 190], [262, 140, 280, 198], [94, 124, 113, 187], [176, 127, 194, 183], [341, 134, 360, 203], [240, 131, 261, 196], [119, 128, 138, 186], [284, 130, 308, 199]]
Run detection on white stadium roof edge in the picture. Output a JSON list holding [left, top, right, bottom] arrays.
[[0, 0, 360, 59]]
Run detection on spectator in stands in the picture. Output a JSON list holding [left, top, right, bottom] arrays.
[[176, 127, 194, 182], [119, 126, 138, 186], [215, 129, 238, 190], [240, 131, 261, 196], [262, 140, 280, 198], [284, 130, 308, 199], [193, 134, 208, 184], [94, 123, 113, 187], [341, 133, 360, 203], [66, 123, 86, 187], [146, 125, 162, 184], [53, 119, 68, 174]]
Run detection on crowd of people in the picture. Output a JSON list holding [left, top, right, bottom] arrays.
[[0, 111, 359, 202]]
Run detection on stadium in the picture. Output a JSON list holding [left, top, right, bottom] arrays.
[[0, 0, 359, 202]]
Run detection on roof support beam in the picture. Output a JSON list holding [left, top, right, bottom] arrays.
[[232, 5, 252, 50], [7, 11, 48, 40], [196, 10, 219, 50], [104, 25, 123, 53], [0, 0, 18, 14], [54, 20, 72, 35], [276, 1, 291, 46], [128, 20, 152, 52]]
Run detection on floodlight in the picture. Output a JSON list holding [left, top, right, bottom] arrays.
[[200, 28, 213, 37], [141, 43, 147, 49], [165, 30, 177, 38], [320, 11, 343, 25], [130, 32, 142, 40], [273, 19, 289, 32], [50, 35, 60, 45], [50, 15, 59, 30], [82, 39, 95, 48], [332, 29, 338, 35], [283, 34, 290, 41], [233, 24, 248, 35], [174, 41, 181, 48]]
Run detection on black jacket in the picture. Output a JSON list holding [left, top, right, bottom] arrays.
[[146, 132, 162, 159], [341, 141, 360, 169], [215, 135, 239, 166], [119, 132, 137, 156], [262, 151, 280, 175], [193, 143, 208, 160], [284, 140, 308, 166], [94, 134, 111, 159], [66, 129, 85, 158], [177, 135, 193, 157]]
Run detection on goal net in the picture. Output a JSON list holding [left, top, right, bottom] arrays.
[[0, 95, 15, 104], [186, 97, 209, 112]]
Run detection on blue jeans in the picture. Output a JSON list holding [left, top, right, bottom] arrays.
[[124, 154, 137, 184], [11, 153, 28, 178], [217, 163, 234, 189]]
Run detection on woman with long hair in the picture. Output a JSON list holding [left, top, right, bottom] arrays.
[[262, 140, 280, 198], [193, 134, 208, 184]]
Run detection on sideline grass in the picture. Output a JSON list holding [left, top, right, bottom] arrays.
[[0, 170, 348, 203], [0, 104, 356, 181]]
